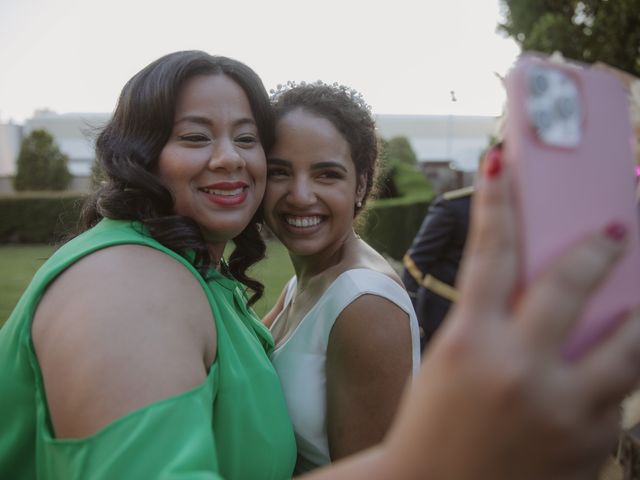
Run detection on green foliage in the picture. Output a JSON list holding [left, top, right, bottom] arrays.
[[391, 161, 433, 198], [360, 193, 433, 260], [366, 135, 433, 257], [377, 136, 432, 199], [0, 245, 55, 326], [245, 240, 294, 318], [499, 0, 640, 76], [382, 136, 418, 166], [0, 192, 84, 243], [377, 158, 433, 200], [0, 240, 293, 328], [13, 129, 72, 191]]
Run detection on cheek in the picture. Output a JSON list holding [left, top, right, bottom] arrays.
[[255, 165, 267, 192], [327, 183, 357, 205], [157, 149, 187, 189], [262, 185, 278, 217], [250, 152, 267, 186]]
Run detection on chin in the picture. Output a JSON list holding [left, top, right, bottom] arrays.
[[281, 239, 326, 258]]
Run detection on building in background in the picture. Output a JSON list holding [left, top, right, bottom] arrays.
[[0, 121, 23, 193], [0, 111, 498, 194], [376, 114, 498, 193], [23, 110, 109, 192]]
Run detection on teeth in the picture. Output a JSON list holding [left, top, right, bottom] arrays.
[[201, 187, 244, 196], [285, 216, 322, 228]]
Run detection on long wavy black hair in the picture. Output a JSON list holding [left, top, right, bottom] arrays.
[[80, 51, 272, 305]]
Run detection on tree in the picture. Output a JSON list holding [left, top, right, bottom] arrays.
[[383, 136, 418, 166], [499, 0, 640, 77], [14, 129, 72, 191], [377, 136, 431, 199]]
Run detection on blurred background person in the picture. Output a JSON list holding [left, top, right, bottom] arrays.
[[401, 184, 473, 350]]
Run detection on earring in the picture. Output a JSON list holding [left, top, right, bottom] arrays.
[[356, 200, 362, 208]]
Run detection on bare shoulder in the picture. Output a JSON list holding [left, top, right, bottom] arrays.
[[344, 240, 405, 288], [328, 240, 415, 360], [331, 294, 411, 347], [32, 244, 216, 438]]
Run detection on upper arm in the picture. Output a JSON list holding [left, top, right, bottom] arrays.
[[32, 245, 216, 439], [325, 294, 413, 460]]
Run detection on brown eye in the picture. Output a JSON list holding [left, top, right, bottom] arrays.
[[318, 170, 342, 179], [178, 134, 210, 143], [267, 167, 289, 178], [236, 134, 258, 147]]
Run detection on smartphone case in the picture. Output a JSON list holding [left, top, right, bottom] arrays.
[[504, 54, 640, 358]]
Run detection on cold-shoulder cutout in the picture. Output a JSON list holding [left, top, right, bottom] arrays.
[[0, 218, 295, 479], [32, 243, 217, 438]]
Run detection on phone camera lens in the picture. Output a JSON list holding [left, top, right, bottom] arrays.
[[529, 72, 548, 96], [533, 109, 553, 131], [556, 96, 577, 119]]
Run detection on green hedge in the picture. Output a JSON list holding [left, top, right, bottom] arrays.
[[360, 193, 432, 260], [0, 192, 86, 244], [392, 161, 433, 198], [0, 192, 433, 260]]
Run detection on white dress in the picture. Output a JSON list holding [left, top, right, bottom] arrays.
[[270, 268, 421, 473]]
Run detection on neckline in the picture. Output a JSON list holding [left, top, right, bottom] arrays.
[[271, 268, 397, 353]]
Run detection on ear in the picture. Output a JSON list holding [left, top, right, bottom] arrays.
[[355, 174, 367, 204]]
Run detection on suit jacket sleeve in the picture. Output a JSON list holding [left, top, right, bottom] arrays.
[[405, 196, 455, 280]]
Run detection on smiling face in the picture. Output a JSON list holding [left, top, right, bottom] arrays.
[[264, 108, 365, 259], [158, 74, 266, 250]]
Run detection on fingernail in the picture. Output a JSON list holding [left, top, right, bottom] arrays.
[[604, 222, 628, 242], [484, 145, 502, 179]]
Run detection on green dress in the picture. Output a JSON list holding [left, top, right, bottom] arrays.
[[0, 219, 296, 479]]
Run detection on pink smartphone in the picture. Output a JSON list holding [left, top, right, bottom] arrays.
[[504, 54, 640, 358]]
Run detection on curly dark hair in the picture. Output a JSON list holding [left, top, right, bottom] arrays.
[[270, 82, 380, 215], [80, 51, 272, 305]]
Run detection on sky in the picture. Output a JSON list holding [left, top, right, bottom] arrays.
[[0, 0, 521, 123]]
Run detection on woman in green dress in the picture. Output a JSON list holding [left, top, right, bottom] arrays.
[[0, 50, 638, 479], [0, 51, 297, 480]]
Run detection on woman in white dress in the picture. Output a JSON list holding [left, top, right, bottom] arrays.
[[262, 82, 421, 473]]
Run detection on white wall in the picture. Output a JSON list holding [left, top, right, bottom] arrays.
[[375, 114, 499, 171], [0, 112, 500, 183], [24, 110, 108, 176], [0, 122, 23, 176]]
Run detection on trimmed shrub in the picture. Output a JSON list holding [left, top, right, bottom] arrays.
[[359, 193, 432, 260], [392, 161, 433, 197], [0, 191, 434, 261], [0, 192, 85, 244], [383, 136, 418, 166]]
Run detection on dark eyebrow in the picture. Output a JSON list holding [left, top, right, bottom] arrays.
[[311, 161, 348, 173], [267, 158, 348, 173], [267, 158, 291, 167], [174, 115, 256, 128]]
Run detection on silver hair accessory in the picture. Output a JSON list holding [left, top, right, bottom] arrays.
[[270, 80, 372, 113]]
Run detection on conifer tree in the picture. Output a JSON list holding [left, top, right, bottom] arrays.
[[14, 129, 71, 191]]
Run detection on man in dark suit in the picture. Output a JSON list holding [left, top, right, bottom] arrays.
[[401, 185, 473, 351]]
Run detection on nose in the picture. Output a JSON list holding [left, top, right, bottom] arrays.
[[286, 176, 316, 207], [208, 139, 245, 171]]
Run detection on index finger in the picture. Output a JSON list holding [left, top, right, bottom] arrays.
[[456, 145, 518, 321]]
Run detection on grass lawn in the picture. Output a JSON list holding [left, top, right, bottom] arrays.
[[246, 240, 294, 317], [0, 245, 56, 325], [0, 240, 294, 328]]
